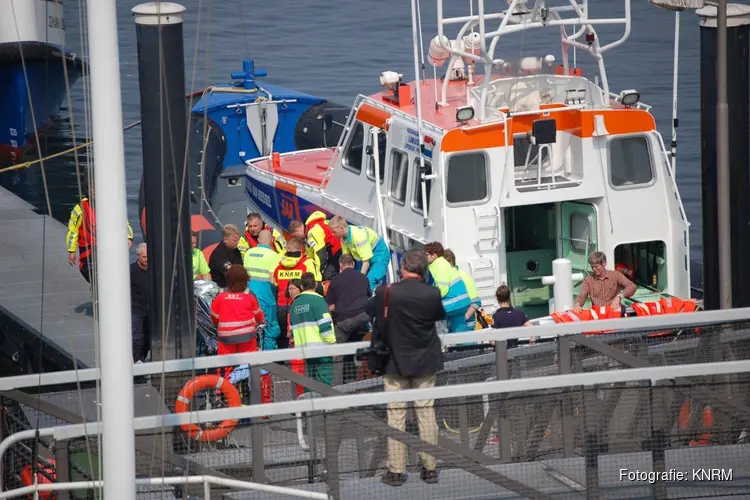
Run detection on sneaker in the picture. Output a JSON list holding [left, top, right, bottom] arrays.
[[381, 471, 406, 487], [420, 468, 438, 484]]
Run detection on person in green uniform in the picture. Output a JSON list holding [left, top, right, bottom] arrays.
[[192, 232, 210, 280], [289, 272, 336, 387]]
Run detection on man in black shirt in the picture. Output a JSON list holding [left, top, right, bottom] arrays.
[[130, 242, 150, 363], [326, 254, 371, 341], [326, 254, 371, 383], [208, 224, 243, 288], [365, 250, 445, 487]]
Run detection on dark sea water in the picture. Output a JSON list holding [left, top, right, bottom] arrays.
[[1, 1, 704, 262]]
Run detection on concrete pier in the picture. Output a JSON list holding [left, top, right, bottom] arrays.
[[0, 185, 95, 370]]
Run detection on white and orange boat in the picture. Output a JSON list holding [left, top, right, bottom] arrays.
[[239, 0, 697, 327]]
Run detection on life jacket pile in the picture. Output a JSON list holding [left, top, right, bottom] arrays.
[[550, 305, 622, 335], [630, 297, 698, 337], [551, 297, 698, 337]]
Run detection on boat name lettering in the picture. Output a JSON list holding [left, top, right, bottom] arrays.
[[405, 128, 420, 153], [251, 184, 272, 209]]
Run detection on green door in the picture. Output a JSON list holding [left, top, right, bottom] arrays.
[[560, 201, 598, 274]]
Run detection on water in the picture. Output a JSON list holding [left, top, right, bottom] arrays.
[[1, 0, 704, 261]]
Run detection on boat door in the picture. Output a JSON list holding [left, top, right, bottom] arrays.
[[560, 201, 598, 274], [244, 100, 279, 157]]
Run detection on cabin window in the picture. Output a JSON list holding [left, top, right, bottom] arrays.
[[614, 241, 666, 291], [514, 135, 549, 167], [569, 212, 591, 253], [411, 158, 432, 213], [446, 152, 489, 205], [343, 121, 365, 174], [365, 131, 387, 183], [389, 149, 408, 204], [608, 136, 654, 187]]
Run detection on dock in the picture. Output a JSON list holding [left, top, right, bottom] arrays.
[[0, 185, 95, 370]]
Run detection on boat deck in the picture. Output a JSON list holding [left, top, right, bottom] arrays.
[[0, 185, 96, 369], [249, 148, 334, 187]]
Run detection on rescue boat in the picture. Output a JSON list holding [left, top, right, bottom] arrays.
[[236, 0, 697, 324]]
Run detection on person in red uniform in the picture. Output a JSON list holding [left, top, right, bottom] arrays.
[[210, 265, 265, 380], [272, 238, 319, 348]]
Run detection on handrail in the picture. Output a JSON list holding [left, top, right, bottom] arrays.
[[0, 474, 328, 500], [3, 359, 748, 448], [0, 307, 748, 392]]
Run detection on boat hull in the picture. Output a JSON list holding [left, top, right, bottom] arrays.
[[0, 42, 83, 162]]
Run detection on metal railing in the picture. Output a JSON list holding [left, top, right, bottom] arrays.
[[2, 308, 749, 499], [0, 306, 747, 393], [0, 474, 328, 500]]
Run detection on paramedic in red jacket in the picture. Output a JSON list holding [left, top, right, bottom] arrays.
[[210, 265, 265, 380]]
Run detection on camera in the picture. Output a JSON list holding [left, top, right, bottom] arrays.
[[355, 341, 390, 375]]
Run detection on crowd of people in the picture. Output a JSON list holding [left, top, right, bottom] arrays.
[[68, 195, 638, 487]]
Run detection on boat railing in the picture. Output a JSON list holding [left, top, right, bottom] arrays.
[[435, 0, 632, 109]]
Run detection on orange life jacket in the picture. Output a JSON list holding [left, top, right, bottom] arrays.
[[631, 298, 698, 337], [78, 198, 96, 268], [550, 305, 621, 334], [274, 255, 310, 307]]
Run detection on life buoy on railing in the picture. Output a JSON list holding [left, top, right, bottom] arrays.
[[20, 459, 56, 500], [679, 400, 712, 446], [175, 374, 241, 442], [550, 305, 621, 334], [631, 298, 698, 337]]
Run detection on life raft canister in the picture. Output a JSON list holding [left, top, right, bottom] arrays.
[[175, 374, 241, 442], [550, 305, 621, 334], [631, 297, 698, 337], [20, 459, 56, 500]]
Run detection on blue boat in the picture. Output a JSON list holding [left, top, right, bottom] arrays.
[[137, 59, 348, 245], [0, 0, 84, 162]]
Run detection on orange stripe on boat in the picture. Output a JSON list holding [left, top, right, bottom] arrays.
[[441, 122, 507, 152], [441, 108, 656, 153], [355, 104, 391, 129]]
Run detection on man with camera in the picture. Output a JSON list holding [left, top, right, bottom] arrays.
[[363, 250, 446, 487]]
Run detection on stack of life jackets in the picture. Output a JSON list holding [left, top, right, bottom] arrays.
[[630, 297, 698, 337], [550, 305, 622, 335]]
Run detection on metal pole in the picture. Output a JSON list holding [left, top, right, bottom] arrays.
[[716, 0, 732, 309], [670, 11, 680, 172], [85, 0, 136, 498]]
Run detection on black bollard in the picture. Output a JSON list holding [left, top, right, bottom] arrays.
[[698, 4, 750, 309], [133, 2, 193, 359]]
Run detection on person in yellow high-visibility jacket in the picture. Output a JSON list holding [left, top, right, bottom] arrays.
[[66, 186, 134, 284], [328, 215, 390, 292], [444, 249, 482, 330]]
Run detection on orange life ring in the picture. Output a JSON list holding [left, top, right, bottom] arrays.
[[21, 459, 56, 500], [679, 400, 712, 446], [175, 374, 242, 442]]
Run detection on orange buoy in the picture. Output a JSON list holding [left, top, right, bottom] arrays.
[[175, 374, 242, 442], [20, 459, 56, 500]]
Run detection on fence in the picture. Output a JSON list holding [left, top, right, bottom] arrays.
[[1, 308, 750, 499]]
